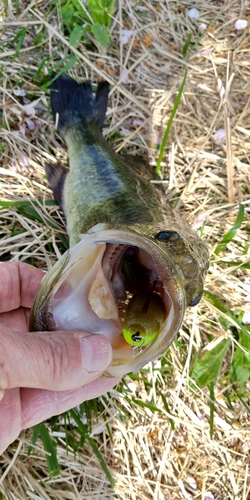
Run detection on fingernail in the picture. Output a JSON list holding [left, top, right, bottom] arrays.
[[80, 335, 112, 373], [0, 389, 5, 401]]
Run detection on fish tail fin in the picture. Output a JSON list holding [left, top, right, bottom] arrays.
[[49, 73, 109, 133]]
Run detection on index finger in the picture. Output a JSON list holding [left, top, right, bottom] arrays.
[[0, 262, 45, 313]]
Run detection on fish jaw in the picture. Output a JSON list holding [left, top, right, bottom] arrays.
[[29, 226, 187, 378]]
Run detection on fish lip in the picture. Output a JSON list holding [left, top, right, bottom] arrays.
[[30, 228, 185, 378]]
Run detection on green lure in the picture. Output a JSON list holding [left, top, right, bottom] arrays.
[[123, 289, 166, 348]]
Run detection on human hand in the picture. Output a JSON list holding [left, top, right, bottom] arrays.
[[0, 262, 119, 454]]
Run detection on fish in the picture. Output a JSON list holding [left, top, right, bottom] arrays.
[[29, 73, 209, 378]]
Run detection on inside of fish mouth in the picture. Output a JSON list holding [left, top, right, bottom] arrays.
[[101, 243, 169, 317], [104, 244, 147, 295], [52, 242, 171, 346]]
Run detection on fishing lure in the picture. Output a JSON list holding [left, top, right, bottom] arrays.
[[122, 283, 166, 349]]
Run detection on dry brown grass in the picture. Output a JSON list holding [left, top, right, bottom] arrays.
[[0, 0, 250, 498]]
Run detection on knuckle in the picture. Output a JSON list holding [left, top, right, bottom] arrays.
[[44, 335, 71, 386]]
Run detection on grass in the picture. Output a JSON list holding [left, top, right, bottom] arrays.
[[0, 0, 250, 498]]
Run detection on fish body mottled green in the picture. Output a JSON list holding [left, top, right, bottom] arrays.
[[61, 121, 160, 245], [30, 74, 209, 377]]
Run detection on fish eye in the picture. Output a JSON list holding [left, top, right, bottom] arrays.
[[131, 331, 143, 342], [154, 231, 180, 242]]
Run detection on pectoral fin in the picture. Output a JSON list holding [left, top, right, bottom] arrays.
[[45, 162, 68, 209]]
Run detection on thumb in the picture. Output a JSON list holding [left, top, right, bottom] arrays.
[[0, 326, 113, 392]]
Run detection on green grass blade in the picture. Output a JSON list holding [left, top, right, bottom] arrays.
[[69, 408, 88, 439], [39, 423, 60, 478], [204, 290, 250, 337], [200, 291, 250, 388], [125, 372, 150, 386], [0, 199, 64, 232], [231, 328, 250, 385], [223, 389, 234, 411], [155, 33, 193, 175], [43, 56, 78, 89], [87, 437, 115, 488], [91, 23, 110, 46], [132, 398, 162, 412], [191, 339, 231, 388], [214, 261, 250, 271], [34, 57, 47, 79], [214, 204, 244, 255], [69, 24, 84, 47], [106, 0, 116, 27], [156, 69, 187, 176], [0, 199, 56, 208], [182, 32, 192, 57], [160, 393, 175, 430], [232, 387, 250, 414], [28, 423, 41, 455], [87, 0, 116, 26], [13, 27, 27, 57]]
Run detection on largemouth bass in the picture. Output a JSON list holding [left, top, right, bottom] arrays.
[[29, 73, 209, 378]]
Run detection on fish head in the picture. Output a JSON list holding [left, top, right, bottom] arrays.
[[29, 223, 208, 378]]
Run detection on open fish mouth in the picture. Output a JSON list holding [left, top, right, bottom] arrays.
[[30, 226, 185, 377]]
